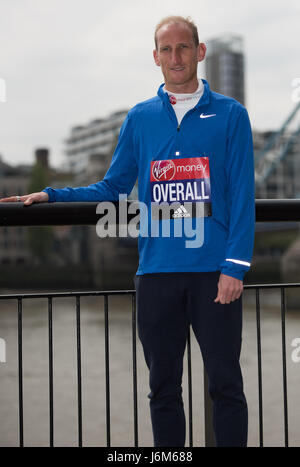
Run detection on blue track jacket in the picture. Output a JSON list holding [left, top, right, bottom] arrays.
[[43, 79, 255, 280]]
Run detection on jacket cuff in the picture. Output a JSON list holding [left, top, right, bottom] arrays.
[[220, 263, 248, 281], [42, 187, 56, 202]]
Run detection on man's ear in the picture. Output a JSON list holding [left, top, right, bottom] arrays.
[[197, 43, 207, 63], [153, 49, 160, 67]]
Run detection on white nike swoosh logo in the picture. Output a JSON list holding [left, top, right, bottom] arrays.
[[200, 113, 216, 118]]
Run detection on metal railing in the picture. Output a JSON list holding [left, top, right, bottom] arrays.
[[0, 290, 137, 448], [1, 198, 300, 226], [0, 284, 299, 447], [1, 199, 300, 447], [204, 282, 300, 448]]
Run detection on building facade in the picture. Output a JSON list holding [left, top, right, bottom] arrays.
[[64, 110, 128, 184], [205, 34, 245, 106]]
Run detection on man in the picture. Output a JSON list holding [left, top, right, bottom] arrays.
[[0, 16, 255, 447]]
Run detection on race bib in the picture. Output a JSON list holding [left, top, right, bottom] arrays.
[[150, 157, 212, 220]]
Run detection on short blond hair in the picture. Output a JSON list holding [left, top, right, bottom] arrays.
[[154, 16, 199, 49]]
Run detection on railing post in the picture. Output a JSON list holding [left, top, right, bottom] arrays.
[[48, 297, 54, 447], [255, 288, 264, 447], [187, 328, 193, 447], [17, 298, 24, 447], [131, 292, 138, 447], [204, 368, 215, 447], [76, 296, 83, 447], [104, 295, 111, 447], [280, 287, 289, 447]]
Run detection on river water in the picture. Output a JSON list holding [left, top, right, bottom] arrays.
[[0, 289, 300, 447]]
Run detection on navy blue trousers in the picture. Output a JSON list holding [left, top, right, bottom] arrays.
[[135, 272, 248, 447]]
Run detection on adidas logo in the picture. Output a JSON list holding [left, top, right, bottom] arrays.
[[172, 205, 191, 218]]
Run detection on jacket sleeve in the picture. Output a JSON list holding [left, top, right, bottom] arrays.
[[43, 113, 138, 202], [220, 107, 255, 281]]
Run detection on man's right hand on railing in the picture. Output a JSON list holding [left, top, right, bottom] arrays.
[[0, 192, 49, 205]]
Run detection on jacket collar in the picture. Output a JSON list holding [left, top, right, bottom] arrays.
[[157, 79, 211, 108]]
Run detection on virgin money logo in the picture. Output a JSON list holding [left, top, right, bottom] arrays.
[[152, 160, 176, 181]]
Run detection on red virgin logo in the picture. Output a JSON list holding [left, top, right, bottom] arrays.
[[152, 160, 176, 181]]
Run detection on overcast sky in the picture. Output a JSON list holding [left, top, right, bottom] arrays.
[[0, 0, 299, 168]]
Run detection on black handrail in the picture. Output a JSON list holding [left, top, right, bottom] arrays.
[[1, 199, 300, 226]]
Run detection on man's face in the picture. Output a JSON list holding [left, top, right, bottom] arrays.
[[153, 22, 206, 92]]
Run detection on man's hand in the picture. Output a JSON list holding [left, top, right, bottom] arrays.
[[214, 273, 243, 304], [0, 191, 49, 205]]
